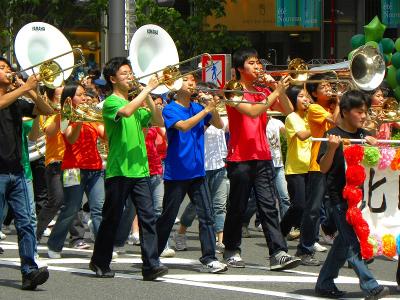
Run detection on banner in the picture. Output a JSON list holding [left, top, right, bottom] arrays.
[[275, 0, 321, 28], [381, 0, 400, 29], [362, 167, 400, 239]]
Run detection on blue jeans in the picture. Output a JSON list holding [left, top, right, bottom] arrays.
[[316, 202, 379, 294], [0, 173, 38, 274], [180, 168, 227, 233], [48, 169, 105, 252], [157, 177, 217, 264], [274, 166, 290, 218], [297, 171, 326, 255]]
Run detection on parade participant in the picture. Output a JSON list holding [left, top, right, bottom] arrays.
[[36, 86, 86, 246], [47, 83, 105, 258], [315, 90, 389, 299], [222, 48, 299, 271], [156, 74, 228, 273], [295, 73, 340, 266], [173, 82, 228, 253], [280, 86, 311, 239], [0, 57, 52, 289], [90, 57, 166, 281]]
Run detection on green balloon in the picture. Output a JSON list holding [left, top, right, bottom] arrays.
[[348, 49, 357, 61], [387, 65, 398, 89], [381, 38, 395, 54], [397, 69, 400, 85], [393, 52, 400, 69], [351, 34, 365, 49], [364, 16, 386, 42], [365, 41, 379, 48], [394, 86, 400, 101], [396, 38, 400, 52], [384, 53, 392, 65]]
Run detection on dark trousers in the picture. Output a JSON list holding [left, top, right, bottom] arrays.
[[30, 157, 48, 214], [280, 173, 308, 236], [91, 176, 160, 271], [156, 177, 216, 264], [297, 171, 326, 255], [223, 160, 287, 257], [36, 162, 84, 243]]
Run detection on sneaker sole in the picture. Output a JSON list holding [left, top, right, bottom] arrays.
[[225, 262, 245, 268], [201, 265, 228, 274], [22, 269, 49, 290], [270, 258, 302, 271]]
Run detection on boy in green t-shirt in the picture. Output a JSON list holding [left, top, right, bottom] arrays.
[[90, 57, 166, 281]]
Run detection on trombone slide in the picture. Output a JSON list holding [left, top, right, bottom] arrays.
[[310, 137, 400, 144]]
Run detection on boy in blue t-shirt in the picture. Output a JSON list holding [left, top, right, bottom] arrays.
[[156, 74, 228, 273]]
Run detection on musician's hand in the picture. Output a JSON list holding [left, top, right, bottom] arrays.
[[204, 97, 218, 113], [147, 74, 160, 91], [364, 135, 377, 146], [326, 134, 341, 150], [275, 76, 290, 94], [25, 74, 40, 90], [262, 73, 277, 89]]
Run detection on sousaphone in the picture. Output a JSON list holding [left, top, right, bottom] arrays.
[[14, 22, 84, 88], [129, 24, 181, 95]]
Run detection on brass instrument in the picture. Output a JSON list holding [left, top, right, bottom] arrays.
[[14, 22, 86, 89], [61, 97, 103, 123], [260, 45, 385, 92]]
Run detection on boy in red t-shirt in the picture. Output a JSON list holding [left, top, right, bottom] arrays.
[[222, 48, 300, 271]]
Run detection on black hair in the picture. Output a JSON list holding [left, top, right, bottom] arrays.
[[45, 87, 56, 101], [103, 57, 132, 89], [0, 57, 11, 69], [365, 81, 392, 102], [286, 85, 304, 111], [61, 82, 81, 107], [339, 90, 369, 118], [232, 48, 259, 80], [305, 73, 332, 102]]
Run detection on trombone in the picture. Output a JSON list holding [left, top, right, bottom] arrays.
[[130, 53, 214, 94], [9, 48, 85, 89]]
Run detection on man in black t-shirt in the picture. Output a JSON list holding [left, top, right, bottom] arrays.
[[315, 90, 389, 299], [0, 57, 53, 290]]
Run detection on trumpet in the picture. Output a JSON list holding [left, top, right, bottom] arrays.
[[61, 97, 103, 123]]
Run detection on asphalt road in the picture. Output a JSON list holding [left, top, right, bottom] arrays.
[[0, 211, 399, 300]]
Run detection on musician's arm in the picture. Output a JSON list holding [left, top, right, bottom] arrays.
[[233, 89, 281, 118], [28, 116, 41, 142], [174, 109, 210, 132], [64, 123, 83, 144]]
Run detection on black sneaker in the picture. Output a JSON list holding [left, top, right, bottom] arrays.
[[297, 253, 321, 266], [315, 286, 346, 298], [270, 252, 301, 271], [365, 286, 390, 300], [22, 267, 49, 290], [89, 261, 115, 278], [142, 265, 168, 281]]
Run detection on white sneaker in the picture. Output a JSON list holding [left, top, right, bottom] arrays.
[[216, 241, 225, 254], [43, 227, 52, 237], [128, 233, 140, 245], [87, 219, 95, 242], [313, 242, 328, 252], [174, 218, 180, 224], [48, 219, 56, 227], [160, 247, 176, 258], [256, 224, 263, 232], [0, 231, 7, 240], [114, 246, 125, 254], [173, 233, 187, 251], [48, 249, 61, 259], [201, 260, 228, 273], [35, 254, 48, 267]]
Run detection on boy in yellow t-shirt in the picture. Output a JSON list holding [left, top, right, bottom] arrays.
[[295, 73, 340, 266]]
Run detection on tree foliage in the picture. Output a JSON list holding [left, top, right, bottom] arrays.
[[0, 0, 108, 55], [135, 0, 251, 59]]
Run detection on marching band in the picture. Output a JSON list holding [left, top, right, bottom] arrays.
[[0, 21, 398, 299]]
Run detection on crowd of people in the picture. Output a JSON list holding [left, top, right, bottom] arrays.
[[0, 47, 398, 299]]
